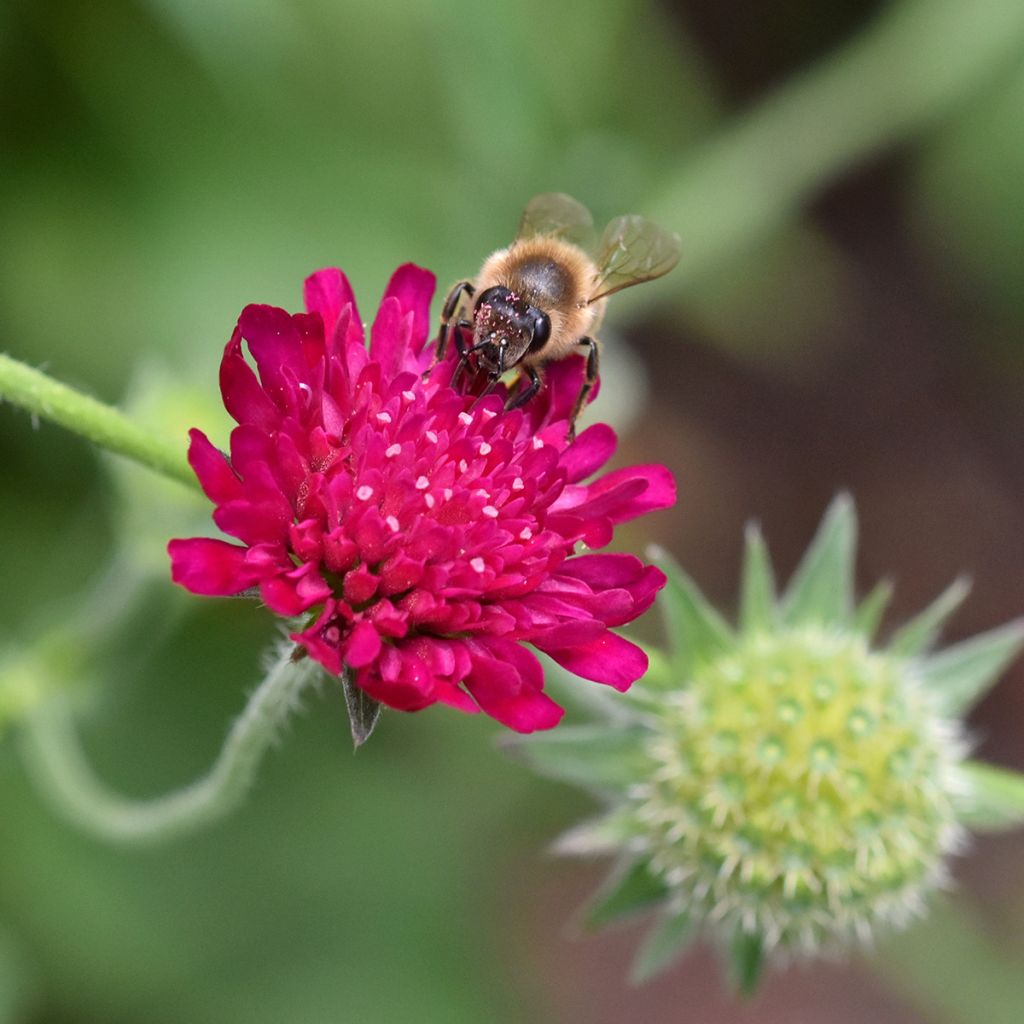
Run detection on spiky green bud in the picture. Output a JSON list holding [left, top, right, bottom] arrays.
[[634, 626, 966, 953], [512, 496, 1024, 991]]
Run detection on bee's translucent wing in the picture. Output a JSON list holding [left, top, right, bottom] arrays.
[[517, 193, 596, 248], [587, 215, 681, 302]]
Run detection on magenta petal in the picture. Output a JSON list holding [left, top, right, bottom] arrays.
[[368, 296, 410, 379], [345, 620, 382, 668], [559, 552, 648, 589], [358, 650, 434, 711], [528, 619, 607, 648], [432, 680, 481, 714], [379, 263, 436, 354], [220, 327, 281, 430], [187, 429, 241, 504], [560, 423, 617, 483], [168, 538, 260, 595], [540, 631, 649, 692], [259, 578, 306, 616], [464, 645, 564, 733], [589, 464, 678, 523], [238, 305, 311, 409], [532, 354, 586, 426], [303, 268, 362, 345]]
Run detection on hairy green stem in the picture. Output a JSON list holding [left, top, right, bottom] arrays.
[[18, 645, 319, 844], [0, 353, 195, 488]]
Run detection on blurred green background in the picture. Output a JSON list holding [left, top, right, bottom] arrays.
[[2, 0, 1024, 1020]]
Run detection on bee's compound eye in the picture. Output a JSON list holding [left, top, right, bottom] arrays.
[[529, 311, 551, 350]]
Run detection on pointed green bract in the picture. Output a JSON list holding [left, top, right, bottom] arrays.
[[342, 670, 382, 748], [853, 578, 893, 641], [739, 523, 776, 635], [918, 619, 1024, 715], [522, 496, 1024, 994], [729, 930, 765, 996], [957, 761, 1024, 832], [503, 726, 650, 794], [648, 544, 734, 674], [583, 858, 669, 930], [630, 909, 696, 984], [552, 809, 641, 857], [780, 493, 856, 626], [889, 578, 970, 657]]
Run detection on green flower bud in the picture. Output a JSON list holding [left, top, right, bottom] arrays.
[[513, 496, 1024, 991], [632, 626, 966, 953]]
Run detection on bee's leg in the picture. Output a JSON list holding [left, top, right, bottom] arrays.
[[505, 365, 542, 411], [437, 281, 475, 362], [471, 345, 506, 407], [567, 336, 600, 441], [452, 327, 483, 391]]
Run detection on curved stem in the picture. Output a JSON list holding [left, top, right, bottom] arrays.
[[0, 353, 196, 489], [18, 645, 319, 844]]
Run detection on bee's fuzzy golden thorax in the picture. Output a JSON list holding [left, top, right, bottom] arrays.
[[475, 237, 604, 363]]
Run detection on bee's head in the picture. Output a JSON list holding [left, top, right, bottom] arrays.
[[472, 287, 550, 378]]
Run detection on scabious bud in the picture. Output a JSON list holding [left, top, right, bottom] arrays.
[[513, 497, 1024, 991], [637, 627, 966, 954]]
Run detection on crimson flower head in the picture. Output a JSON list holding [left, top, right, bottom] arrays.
[[168, 265, 675, 732]]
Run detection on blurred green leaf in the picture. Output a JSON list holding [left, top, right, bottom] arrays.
[[648, 0, 1024, 291], [0, 923, 35, 1024], [914, 61, 1024, 321], [957, 760, 1024, 832], [880, 901, 1024, 1024]]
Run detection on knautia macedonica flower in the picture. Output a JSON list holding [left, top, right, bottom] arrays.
[[513, 497, 1024, 991], [168, 265, 674, 734]]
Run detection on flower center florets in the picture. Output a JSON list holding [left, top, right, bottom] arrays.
[[286, 370, 570, 646], [631, 628, 967, 950]]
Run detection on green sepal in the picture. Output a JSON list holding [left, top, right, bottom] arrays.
[[956, 760, 1024, 832], [630, 908, 696, 984], [853, 578, 893, 642], [889, 577, 970, 657], [780, 493, 856, 627], [341, 668, 382, 748], [582, 857, 669, 930], [727, 929, 765, 996], [739, 523, 777, 635], [647, 544, 734, 676], [501, 725, 651, 796], [551, 809, 643, 857], [918, 619, 1024, 715]]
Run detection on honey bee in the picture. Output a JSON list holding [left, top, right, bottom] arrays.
[[437, 192, 680, 438]]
